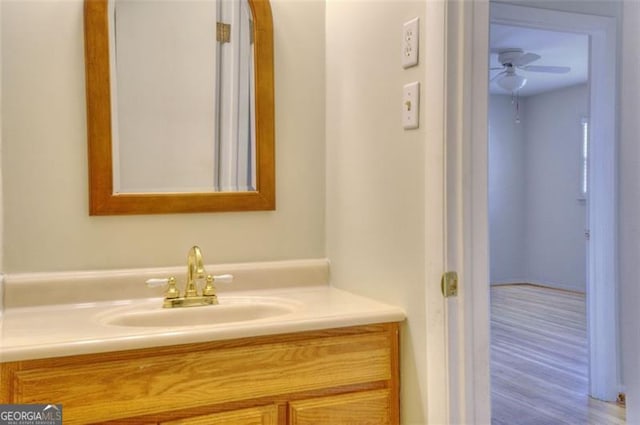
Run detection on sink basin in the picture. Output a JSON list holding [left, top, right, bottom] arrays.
[[100, 296, 298, 328]]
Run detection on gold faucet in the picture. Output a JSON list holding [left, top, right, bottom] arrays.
[[147, 245, 230, 308], [185, 245, 206, 298]]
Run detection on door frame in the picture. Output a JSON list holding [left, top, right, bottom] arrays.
[[444, 1, 491, 423], [490, 2, 619, 401], [445, 0, 619, 422]]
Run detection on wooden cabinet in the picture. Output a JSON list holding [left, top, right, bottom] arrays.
[[0, 323, 399, 425], [290, 389, 391, 425], [161, 405, 279, 425]]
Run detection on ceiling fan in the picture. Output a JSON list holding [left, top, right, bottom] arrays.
[[491, 48, 571, 92]]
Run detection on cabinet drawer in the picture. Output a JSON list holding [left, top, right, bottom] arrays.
[[290, 389, 391, 425], [2, 325, 395, 424], [161, 404, 278, 425]]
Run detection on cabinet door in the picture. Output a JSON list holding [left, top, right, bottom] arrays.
[[289, 389, 392, 425], [161, 404, 278, 425]]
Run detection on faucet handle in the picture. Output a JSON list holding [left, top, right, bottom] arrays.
[[213, 274, 234, 284], [146, 278, 169, 287], [146, 277, 180, 299], [202, 274, 233, 298]]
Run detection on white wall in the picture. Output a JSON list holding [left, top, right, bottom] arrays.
[[0, 0, 326, 273], [325, 1, 445, 423], [489, 85, 588, 292], [489, 95, 527, 283], [0, 0, 3, 315], [524, 84, 588, 292], [620, 0, 640, 420]]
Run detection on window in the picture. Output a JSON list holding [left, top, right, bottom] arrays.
[[581, 117, 589, 198]]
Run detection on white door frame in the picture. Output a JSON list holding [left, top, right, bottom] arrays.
[[489, 2, 619, 401], [446, 0, 619, 422], [444, 1, 491, 423]]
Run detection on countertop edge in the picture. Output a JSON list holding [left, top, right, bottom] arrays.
[[0, 313, 406, 363]]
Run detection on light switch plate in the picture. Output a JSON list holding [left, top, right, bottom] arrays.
[[403, 82, 420, 129], [402, 17, 419, 68]]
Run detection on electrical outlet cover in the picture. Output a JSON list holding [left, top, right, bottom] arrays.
[[402, 17, 419, 68]]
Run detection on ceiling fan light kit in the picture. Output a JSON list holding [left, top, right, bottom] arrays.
[[497, 73, 527, 92], [491, 47, 571, 94]]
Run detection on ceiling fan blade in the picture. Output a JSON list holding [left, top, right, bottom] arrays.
[[521, 65, 571, 74], [513, 52, 540, 66], [490, 67, 504, 71]]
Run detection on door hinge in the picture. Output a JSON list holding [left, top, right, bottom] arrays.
[[217, 22, 231, 43], [441, 271, 458, 298]]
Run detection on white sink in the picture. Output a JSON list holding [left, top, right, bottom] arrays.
[[99, 296, 299, 328]]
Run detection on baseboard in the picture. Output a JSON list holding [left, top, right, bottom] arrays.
[[490, 280, 528, 286], [490, 280, 586, 294]]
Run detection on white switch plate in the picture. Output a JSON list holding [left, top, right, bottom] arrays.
[[403, 81, 420, 130], [402, 17, 419, 68]]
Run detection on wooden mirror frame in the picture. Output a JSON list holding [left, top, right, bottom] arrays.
[[84, 0, 275, 215]]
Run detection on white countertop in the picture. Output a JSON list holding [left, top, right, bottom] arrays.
[[0, 260, 405, 362]]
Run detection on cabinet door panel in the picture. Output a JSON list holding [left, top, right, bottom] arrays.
[[289, 389, 391, 425], [161, 404, 278, 425]]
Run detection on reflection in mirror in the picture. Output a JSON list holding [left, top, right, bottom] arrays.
[[111, 0, 255, 193], [84, 0, 274, 214]]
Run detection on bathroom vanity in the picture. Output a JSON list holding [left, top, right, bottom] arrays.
[[0, 259, 404, 424], [1, 323, 398, 424]]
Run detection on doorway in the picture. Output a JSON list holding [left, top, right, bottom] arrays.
[[488, 21, 599, 421], [487, 2, 619, 404], [443, 1, 621, 423]]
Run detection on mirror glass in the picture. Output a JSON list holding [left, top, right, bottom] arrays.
[[111, 0, 255, 193], [84, 0, 274, 215]]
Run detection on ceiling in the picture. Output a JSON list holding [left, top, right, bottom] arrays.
[[489, 23, 589, 97]]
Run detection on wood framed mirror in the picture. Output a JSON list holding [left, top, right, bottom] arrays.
[[84, 0, 274, 215]]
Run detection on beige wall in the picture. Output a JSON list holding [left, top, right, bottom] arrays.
[[1, 0, 325, 273], [4, 0, 638, 421], [325, 1, 445, 423]]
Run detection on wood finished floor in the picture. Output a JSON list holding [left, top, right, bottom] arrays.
[[491, 284, 625, 425]]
